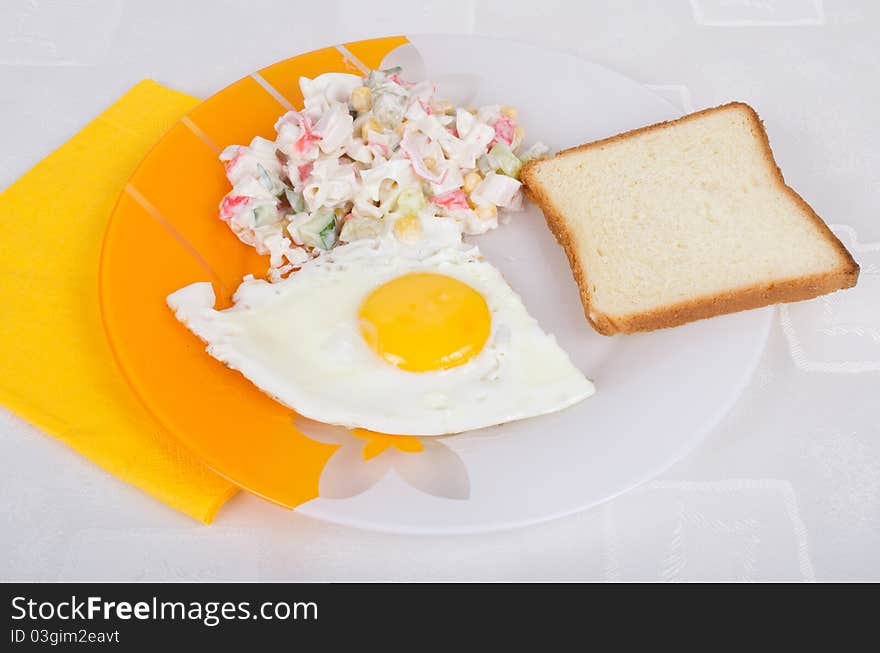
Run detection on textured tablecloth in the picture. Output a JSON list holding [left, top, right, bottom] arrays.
[[1, 0, 877, 581]]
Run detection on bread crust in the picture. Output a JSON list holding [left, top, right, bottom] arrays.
[[521, 102, 860, 336]]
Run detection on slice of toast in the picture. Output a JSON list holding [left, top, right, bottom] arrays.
[[521, 102, 859, 335]]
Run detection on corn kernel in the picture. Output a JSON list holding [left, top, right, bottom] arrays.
[[350, 86, 372, 113], [422, 156, 437, 172], [500, 105, 519, 121], [433, 99, 454, 115], [361, 119, 381, 141], [393, 215, 421, 243], [462, 171, 482, 194], [511, 125, 525, 150], [474, 204, 497, 221]]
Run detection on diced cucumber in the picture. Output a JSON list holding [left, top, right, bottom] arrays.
[[319, 217, 339, 249], [488, 143, 522, 179], [284, 188, 305, 213], [253, 204, 278, 227], [256, 163, 275, 192], [298, 208, 338, 250], [518, 142, 550, 163], [396, 186, 425, 214]]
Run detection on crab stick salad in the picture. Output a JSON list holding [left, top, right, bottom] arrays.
[[218, 68, 549, 280]]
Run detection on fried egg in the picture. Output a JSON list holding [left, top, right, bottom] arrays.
[[167, 224, 594, 435]]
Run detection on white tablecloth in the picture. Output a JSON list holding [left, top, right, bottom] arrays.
[[1, 0, 878, 582]]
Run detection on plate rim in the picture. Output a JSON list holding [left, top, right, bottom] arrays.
[[98, 33, 773, 533]]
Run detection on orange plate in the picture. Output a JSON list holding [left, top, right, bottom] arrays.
[[99, 37, 408, 508]]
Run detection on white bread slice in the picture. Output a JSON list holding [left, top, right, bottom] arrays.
[[521, 102, 859, 335]]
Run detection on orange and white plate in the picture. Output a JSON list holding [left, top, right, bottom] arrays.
[[100, 35, 772, 533]]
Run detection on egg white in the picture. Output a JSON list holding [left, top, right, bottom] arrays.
[[167, 230, 594, 436]]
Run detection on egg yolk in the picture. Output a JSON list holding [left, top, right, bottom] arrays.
[[359, 272, 491, 372]]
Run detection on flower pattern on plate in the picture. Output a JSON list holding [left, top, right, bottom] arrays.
[[295, 417, 470, 500]]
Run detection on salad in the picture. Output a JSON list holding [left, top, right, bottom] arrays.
[[218, 67, 548, 280]]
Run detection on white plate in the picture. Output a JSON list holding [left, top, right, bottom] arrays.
[[296, 35, 772, 534]]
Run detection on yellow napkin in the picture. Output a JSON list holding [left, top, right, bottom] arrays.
[[0, 80, 237, 523]]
